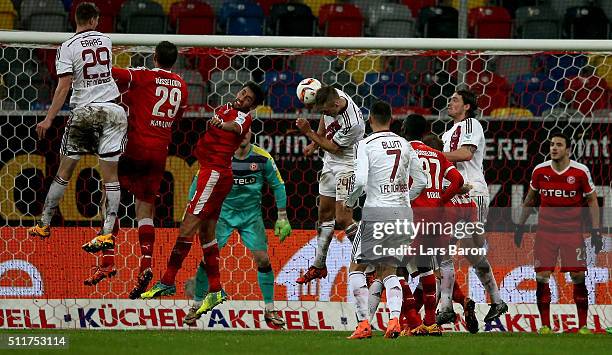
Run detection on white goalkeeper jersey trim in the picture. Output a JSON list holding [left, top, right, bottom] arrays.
[[346, 131, 427, 210], [442, 117, 488, 194], [56, 30, 119, 108], [321, 89, 365, 173]]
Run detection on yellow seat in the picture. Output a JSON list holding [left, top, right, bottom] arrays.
[[0, 0, 17, 30], [342, 55, 383, 84], [490, 107, 533, 119], [451, 0, 487, 11], [255, 105, 273, 116], [113, 52, 132, 68], [303, 0, 336, 17], [588, 55, 612, 89], [152, 0, 180, 14]]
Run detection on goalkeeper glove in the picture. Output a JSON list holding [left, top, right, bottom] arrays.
[[274, 210, 292, 242], [514, 224, 525, 248], [591, 228, 603, 254]]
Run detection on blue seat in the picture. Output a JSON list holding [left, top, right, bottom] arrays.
[[541, 54, 588, 81], [512, 73, 563, 116], [359, 71, 411, 108], [218, 0, 264, 35], [263, 70, 304, 113]]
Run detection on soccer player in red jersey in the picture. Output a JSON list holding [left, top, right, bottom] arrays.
[[85, 41, 189, 292], [399, 115, 464, 336], [515, 132, 602, 335], [141, 82, 265, 313]]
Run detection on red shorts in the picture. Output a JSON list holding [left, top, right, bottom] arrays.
[[444, 196, 478, 224], [119, 149, 167, 204], [185, 167, 233, 220], [534, 231, 587, 273]]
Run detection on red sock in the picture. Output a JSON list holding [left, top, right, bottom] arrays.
[[399, 279, 422, 328], [421, 274, 437, 326], [202, 242, 222, 292], [573, 282, 588, 328], [112, 219, 120, 235], [138, 224, 155, 272], [452, 279, 466, 306], [536, 282, 551, 328], [160, 236, 193, 285], [101, 247, 115, 268], [413, 287, 423, 312]]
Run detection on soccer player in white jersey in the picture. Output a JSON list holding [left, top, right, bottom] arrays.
[[28, 2, 127, 256], [295, 86, 364, 284], [439, 89, 508, 326], [345, 101, 427, 339]]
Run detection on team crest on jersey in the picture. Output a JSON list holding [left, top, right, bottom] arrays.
[[250, 163, 258, 171], [567, 176, 576, 184]]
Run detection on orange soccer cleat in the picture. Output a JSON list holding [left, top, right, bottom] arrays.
[[347, 320, 372, 339], [296, 266, 328, 284], [84, 266, 117, 286], [384, 317, 401, 339]]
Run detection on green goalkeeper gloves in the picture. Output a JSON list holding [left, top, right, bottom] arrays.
[[274, 210, 292, 242]]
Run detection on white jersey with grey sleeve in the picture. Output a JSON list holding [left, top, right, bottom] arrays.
[[346, 131, 427, 213], [321, 89, 365, 173], [56, 30, 119, 108], [441, 117, 488, 194]]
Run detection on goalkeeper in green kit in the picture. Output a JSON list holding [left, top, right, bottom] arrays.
[[184, 130, 292, 327]]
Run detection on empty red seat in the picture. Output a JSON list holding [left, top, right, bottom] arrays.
[[464, 71, 511, 115], [468, 6, 512, 38], [318, 3, 364, 37], [169, 0, 214, 34], [564, 74, 609, 115], [400, 0, 435, 17], [256, 0, 287, 16]]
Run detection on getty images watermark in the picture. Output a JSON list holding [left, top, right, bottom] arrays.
[[370, 219, 488, 258]]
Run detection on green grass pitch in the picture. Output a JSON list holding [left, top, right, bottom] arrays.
[[1, 330, 611, 355]]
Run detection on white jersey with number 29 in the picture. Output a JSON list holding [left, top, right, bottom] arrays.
[[56, 30, 119, 108]]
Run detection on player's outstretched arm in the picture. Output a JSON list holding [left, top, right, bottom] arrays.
[[586, 191, 603, 253], [209, 116, 241, 133], [36, 75, 72, 140], [440, 167, 464, 203], [296, 117, 341, 154], [514, 188, 537, 248]]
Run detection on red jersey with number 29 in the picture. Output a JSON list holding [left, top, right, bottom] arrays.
[[113, 67, 188, 152], [410, 141, 463, 207], [193, 103, 252, 169], [530, 160, 595, 232]]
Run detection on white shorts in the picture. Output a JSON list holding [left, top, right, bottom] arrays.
[[60, 103, 127, 161], [319, 169, 354, 201]]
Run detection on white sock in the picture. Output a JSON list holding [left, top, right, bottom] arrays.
[[40, 176, 68, 226], [348, 271, 369, 322], [438, 259, 455, 311], [313, 220, 335, 268], [368, 279, 383, 323], [383, 275, 402, 320], [474, 257, 502, 304], [102, 182, 121, 234]]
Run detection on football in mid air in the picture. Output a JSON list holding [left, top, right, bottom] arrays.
[[296, 78, 322, 105]]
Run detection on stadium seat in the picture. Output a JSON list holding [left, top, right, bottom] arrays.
[[152, 0, 180, 13], [588, 54, 612, 90], [367, 3, 415, 38], [549, 0, 587, 19], [169, 0, 214, 34], [463, 71, 511, 115], [219, 0, 264, 35], [400, 0, 435, 18], [342, 55, 382, 85], [490, 107, 533, 119], [515, 5, 560, 39], [322, 69, 358, 99], [562, 5, 610, 39], [512, 73, 562, 116], [318, 3, 363, 37], [497, 0, 537, 17], [600, 1, 612, 24], [263, 70, 304, 112], [0, 0, 17, 29], [468, 6, 512, 38], [294, 55, 333, 80], [450, 0, 486, 11], [208, 69, 251, 107], [268, 2, 316, 36], [256, 0, 286, 16], [359, 71, 411, 108], [544, 54, 588, 82], [71, 0, 118, 32], [21, 0, 67, 32], [418, 6, 458, 38], [563, 72, 609, 115], [119, 0, 167, 34], [494, 55, 533, 82], [173, 67, 206, 107], [302, 0, 334, 17], [415, 70, 456, 113]]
